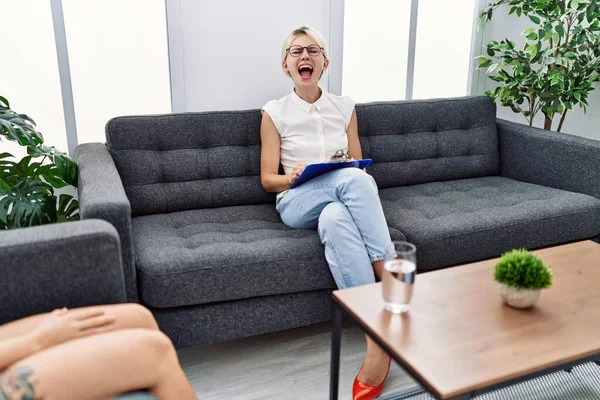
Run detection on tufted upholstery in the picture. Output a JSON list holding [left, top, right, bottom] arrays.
[[380, 176, 600, 269], [356, 96, 499, 189], [75, 95, 600, 347], [106, 111, 274, 216], [132, 204, 335, 308]]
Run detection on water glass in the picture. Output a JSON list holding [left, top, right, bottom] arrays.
[[382, 241, 417, 313]]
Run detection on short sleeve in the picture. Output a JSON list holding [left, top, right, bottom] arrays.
[[261, 100, 282, 134], [341, 96, 356, 129]]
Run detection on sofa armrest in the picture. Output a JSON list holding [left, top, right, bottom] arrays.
[[75, 143, 138, 302], [498, 119, 600, 200], [0, 220, 126, 325]]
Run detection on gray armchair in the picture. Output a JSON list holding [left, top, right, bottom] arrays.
[[0, 219, 126, 324], [0, 220, 156, 400]]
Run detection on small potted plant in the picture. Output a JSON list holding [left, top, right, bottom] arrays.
[[494, 249, 553, 309]]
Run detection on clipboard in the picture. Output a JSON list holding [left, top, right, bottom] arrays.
[[290, 159, 372, 189]]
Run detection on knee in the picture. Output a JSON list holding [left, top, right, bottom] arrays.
[[125, 303, 159, 330], [138, 330, 177, 360], [338, 168, 377, 192], [318, 202, 349, 236]]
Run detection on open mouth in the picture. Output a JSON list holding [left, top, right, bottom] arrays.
[[298, 64, 313, 80]]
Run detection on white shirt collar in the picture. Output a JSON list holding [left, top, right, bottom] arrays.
[[290, 88, 325, 112]]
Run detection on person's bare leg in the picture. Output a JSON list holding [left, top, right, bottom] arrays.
[[0, 329, 196, 400], [0, 303, 158, 342], [372, 259, 385, 280], [357, 259, 391, 386]]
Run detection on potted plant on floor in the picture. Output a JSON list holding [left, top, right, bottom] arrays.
[[476, 0, 600, 132], [494, 249, 553, 308], [0, 95, 79, 229]]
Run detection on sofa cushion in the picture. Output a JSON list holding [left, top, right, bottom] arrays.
[[357, 96, 499, 189], [132, 204, 336, 308], [106, 111, 274, 216], [380, 176, 600, 270]]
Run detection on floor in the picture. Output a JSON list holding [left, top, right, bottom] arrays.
[[177, 321, 419, 400]]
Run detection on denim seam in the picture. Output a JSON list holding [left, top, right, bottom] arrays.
[[323, 228, 353, 289], [338, 183, 387, 261], [282, 183, 340, 205], [369, 254, 387, 262]]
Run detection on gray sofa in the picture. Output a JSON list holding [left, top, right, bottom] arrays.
[[75, 96, 600, 349]]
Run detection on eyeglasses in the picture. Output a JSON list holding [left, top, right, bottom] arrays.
[[286, 44, 323, 57]]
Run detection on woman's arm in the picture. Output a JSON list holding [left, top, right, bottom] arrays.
[[346, 109, 363, 160], [260, 111, 299, 193], [0, 333, 39, 370], [0, 308, 115, 370]]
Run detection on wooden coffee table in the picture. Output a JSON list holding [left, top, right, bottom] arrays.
[[329, 241, 600, 399]]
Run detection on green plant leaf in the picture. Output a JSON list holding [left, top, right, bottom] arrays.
[[555, 24, 565, 37], [56, 194, 80, 223], [0, 179, 56, 229], [526, 32, 538, 41], [27, 144, 61, 158], [0, 103, 43, 146], [529, 15, 541, 24], [11, 157, 39, 181], [494, 249, 553, 290], [477, 59, 493, 69], [522, 28, 536, 36], [0, 152, 16, 189], [54, 154, 78, 187], [35, 165, 69, 189], [552, 32, 560, 43], [0, 95, 79, 229]]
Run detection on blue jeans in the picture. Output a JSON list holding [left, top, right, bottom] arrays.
[[276, 168, 395, 289]]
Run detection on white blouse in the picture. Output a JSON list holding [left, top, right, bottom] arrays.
[[262, 89, 356, 176]]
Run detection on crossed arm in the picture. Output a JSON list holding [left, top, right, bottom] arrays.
[[0, 308, 115, 370]]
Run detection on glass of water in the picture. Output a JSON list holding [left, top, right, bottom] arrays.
[[382, 241, 417, 313]]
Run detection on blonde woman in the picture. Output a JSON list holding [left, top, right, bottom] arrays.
[[260, 26, 395, 400], [0, 304, 197, 399]]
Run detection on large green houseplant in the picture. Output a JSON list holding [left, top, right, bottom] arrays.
[[476, 0, 600, 132], [0, 95, 79, 229]]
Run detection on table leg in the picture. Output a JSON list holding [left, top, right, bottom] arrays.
[[330, 301, 343, 400]]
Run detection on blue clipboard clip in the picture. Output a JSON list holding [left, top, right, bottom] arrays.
[[290, 158, 372, 189]]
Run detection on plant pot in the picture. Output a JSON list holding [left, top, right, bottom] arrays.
[[499, 284, 541, 309]]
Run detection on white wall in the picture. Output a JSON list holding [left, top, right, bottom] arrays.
[[481, 5, 600, 140], [172, 0, 479, 110], [1, 0, 171, 152], [62, 0, 171, 144], [342, 0, 412, 102], [413, 0, 477, 99], [168, 0, 335, 112], [0, 1, 67, 158]]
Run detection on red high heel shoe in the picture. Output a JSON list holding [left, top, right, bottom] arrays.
[[352, 357, 392, 400]]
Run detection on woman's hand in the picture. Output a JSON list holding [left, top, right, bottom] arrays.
[[288, 162, 307, 185], [32, 308, 116, 350]]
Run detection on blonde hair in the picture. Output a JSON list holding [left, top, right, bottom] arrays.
[[281, 26, 328, 77]]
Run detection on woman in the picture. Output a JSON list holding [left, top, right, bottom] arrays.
[[260, 26, 395, 400], [0, 304, 197, 399]]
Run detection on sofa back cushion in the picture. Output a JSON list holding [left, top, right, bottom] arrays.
[[356, 96, 499, 189], [106, 111, 274, 216]]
